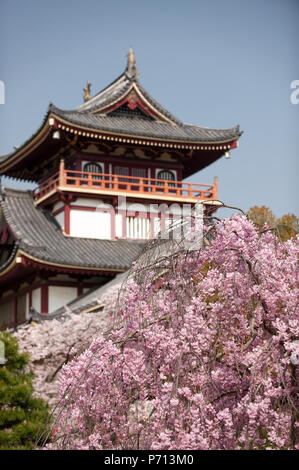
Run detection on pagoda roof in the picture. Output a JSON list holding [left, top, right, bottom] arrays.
[[76, 68, 182, 125], [0, 187, 144, 280], [0, 49, 242, 180], [49, 104, 240, 143]]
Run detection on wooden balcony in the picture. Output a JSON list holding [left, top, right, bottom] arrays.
[[33, 161, 218, 204]]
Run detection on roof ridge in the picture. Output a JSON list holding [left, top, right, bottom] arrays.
[[77, 48, 140, 111], [135, 81, 182, 126], [1, 186, 33, 197], [76, 72, 131, 112], [184, 123, 241, 132], [73, 60, 182, 125]]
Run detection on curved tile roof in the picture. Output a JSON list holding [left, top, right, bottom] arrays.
[[51, 105, 241, 143], [76, 71, 183, 125], [50, 54, 241, 142], [77, 73, 132, 112], [0, 187, 144, 271], [0, 50, 242, 175]]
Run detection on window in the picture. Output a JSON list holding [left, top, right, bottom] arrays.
[[114, 166, 129, 183], [132, 168, 147, 178], [83, 162, 103, 180], [113, 166, 148, 187], [126, 216, 150, 239], [156, 169, 176, 187], [65, 162, 77, 185], [114, 166, 129, 176], [132, 168, 147, 185]]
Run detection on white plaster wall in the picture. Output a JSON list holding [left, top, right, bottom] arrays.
[[26, 293, 29, 320], [53, 201, 64, 212], [72, 198, 108, 209], [115, 213, 123, 238], [154, 217, 160, 237], [117, 201, 183, 216], [48, 286, 78, 313], [70, 210, 111, 239], [32, 288, 41, 312], [55, 211, 65, 230], [117, 200, 151, 212]]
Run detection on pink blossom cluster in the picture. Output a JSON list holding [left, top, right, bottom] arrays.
[[13, 284, 121, 407], [47, 215, 298, 450]]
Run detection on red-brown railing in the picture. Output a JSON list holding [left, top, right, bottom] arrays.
[[33, 166, 218, 202], [32, 171, 60, 201]]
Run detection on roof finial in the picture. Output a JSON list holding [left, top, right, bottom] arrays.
[[83, 81, 92, 102], [126, 47, 139, 79]]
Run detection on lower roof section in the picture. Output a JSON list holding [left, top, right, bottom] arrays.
[[0, 187, 145, 278], [48, 271, 128, 317]]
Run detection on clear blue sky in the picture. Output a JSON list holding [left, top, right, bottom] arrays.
[[0, 0, 298, 217]]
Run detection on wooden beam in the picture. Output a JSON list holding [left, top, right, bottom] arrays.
[[14, 297, 18, 329], [41, 284, 48, 314]]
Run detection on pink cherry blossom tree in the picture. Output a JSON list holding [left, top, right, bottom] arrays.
[[13, 283, 121, 408], [41, 214, 298, 450]]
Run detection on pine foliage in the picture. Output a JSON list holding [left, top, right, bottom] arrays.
[[0, 332, 50, 450]]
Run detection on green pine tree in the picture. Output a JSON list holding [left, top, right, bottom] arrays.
[[0, 331, 50, 450]]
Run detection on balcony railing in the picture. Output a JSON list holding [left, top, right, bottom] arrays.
[[33, 163, 218, 203]]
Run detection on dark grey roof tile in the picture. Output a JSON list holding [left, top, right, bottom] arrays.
[[76, 72, 182, 125], [51, 106, 241, 143], [0, 188, 144, 270]]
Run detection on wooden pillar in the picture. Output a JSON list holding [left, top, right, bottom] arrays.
[[64, 203, 70, 235], [59, 158, 65, 186], [29, 289, 32, 310], [213, 176, 218, 200], [123, 209, 128, 239], [110, 209, 115, 239], [13, 297, 18, 329], [77, 285, 83, 297], [150, 166, 155, 180], [41, 284, 48, 314]]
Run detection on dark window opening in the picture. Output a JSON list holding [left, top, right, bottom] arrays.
[[156, 170, 176, 187], [83, 162, 103, 180], [132, 168, 147, 178], [108, 104, 153, 120], [114, 166, 129, 183]]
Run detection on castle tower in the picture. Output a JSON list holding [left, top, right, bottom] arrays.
[[0, 49, 242, 328]]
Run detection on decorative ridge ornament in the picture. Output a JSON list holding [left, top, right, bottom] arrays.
[[83, 81, 92, 102], [126, 47, 139, 79]]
